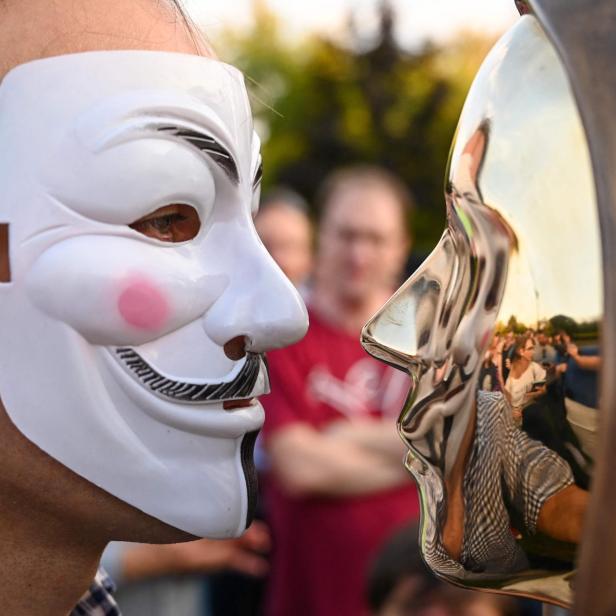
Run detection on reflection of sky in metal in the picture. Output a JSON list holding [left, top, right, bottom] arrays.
[[449, 17, 602, 327], [186, 0, 519, 49]]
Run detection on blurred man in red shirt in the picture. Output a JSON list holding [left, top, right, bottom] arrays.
[[261, 166, 420, 616]]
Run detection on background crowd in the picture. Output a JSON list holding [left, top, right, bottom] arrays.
[[477, 325, 599, 492]]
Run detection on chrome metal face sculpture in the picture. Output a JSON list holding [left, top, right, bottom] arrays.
[[361, 9, 601, 608]]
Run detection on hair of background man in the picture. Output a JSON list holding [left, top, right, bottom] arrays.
[[259, 187, 311, 217], [315, 164, 414, 227]]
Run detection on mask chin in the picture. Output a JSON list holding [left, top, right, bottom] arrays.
[[0, 319, 256, 537], [241, 430, 260, 528]]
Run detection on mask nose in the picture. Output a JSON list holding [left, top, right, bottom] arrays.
[[202, 237, 308, 354]]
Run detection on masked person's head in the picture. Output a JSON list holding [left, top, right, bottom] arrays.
[[0, 0, 307, 544], [362, 6, 599, 608]]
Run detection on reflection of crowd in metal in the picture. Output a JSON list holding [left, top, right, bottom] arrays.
[[478, 328, 599, 463], [415, 325, 594, 586]]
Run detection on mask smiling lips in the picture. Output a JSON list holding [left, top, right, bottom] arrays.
[[0, 51, 308, 538], [114, 347, 267, 405]]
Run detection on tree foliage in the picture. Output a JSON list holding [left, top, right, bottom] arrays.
[[219, 2, 495, 252]]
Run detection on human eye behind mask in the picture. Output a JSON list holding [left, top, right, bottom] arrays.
[[129, 203, 201, 243]]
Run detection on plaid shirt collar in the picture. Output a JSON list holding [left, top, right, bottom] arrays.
[[71, 568, 121, 616]]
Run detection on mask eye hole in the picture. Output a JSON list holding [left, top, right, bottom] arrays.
[[129, 204, 201, 243], [0, 224, 10, 282]]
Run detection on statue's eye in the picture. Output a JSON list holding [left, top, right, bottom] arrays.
[[129, 204, 200, 242]]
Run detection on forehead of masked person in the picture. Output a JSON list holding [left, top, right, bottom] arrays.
[[0, 0, 211, 78]]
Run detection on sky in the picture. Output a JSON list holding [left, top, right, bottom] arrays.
[[185, 0, 520, 49]]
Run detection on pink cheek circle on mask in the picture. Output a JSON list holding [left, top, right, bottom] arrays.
[[118, 278, 170, 331]]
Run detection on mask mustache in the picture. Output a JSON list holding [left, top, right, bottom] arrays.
[[115, 348, 269, 404]]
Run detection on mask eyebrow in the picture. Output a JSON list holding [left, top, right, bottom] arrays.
[[157, 124, 239, 185]]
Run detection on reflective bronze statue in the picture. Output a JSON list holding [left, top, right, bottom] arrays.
[[362, 0, 615, 611]]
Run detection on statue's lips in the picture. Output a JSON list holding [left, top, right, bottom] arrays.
[[114, 347, 269, 404]]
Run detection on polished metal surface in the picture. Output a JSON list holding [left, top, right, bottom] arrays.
[[526, 1, 616, 613], [362, 13, 601, 608]]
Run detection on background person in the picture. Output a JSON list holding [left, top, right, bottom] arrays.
[[560, 340, 600, 461], [261, 165, 419, 616], [254, 187, 314, 292], [505, 336, 547, 425], [532, 331, 557, 367], [478, 336, 503, 393], [499, 331, 516, 383]]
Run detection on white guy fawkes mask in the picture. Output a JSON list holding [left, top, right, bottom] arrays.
[[0, 51, 308, 538]]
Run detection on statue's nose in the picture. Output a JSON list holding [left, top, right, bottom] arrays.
[[361, 230, 456, 372]]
